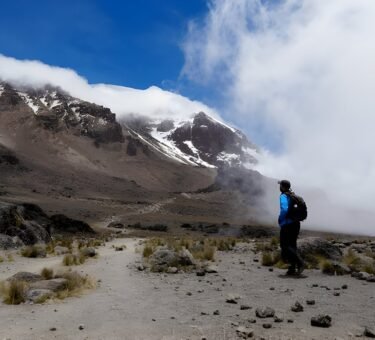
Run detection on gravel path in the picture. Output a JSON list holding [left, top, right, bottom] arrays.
[[0, 238, 374, 339]]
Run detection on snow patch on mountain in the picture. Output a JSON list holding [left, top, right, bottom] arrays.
[[17, 92, 40, 114]]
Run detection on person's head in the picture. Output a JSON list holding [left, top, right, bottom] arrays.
[[278, 179, 291, 193]]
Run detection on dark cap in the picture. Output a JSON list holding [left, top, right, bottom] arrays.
[[278, 179, 291, 190]]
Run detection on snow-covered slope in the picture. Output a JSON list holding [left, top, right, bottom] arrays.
[[122, 112, 260, 169]]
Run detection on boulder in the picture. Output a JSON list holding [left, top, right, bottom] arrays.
[[0, 202, 52, 245], [0, 234, 23, 249], [50, 214, 95, 233], [26, 289, 53, 303], [7, 272, 43, 283], [30, 278, 68, 292], [149, 247, 195, 272], [298, 237, 342, 260]]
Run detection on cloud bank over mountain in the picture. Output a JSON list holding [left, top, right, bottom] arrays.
[[0, 54, 217, 121], [182, 0, 375, 233]]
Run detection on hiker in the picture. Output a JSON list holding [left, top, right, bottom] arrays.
[[278, 179, 306, 276]]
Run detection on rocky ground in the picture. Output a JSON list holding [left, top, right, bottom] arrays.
[[0, 235, 374, 340]]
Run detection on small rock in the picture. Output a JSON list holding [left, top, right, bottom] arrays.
[[236, 326, 254, 338], [287, 319, 294, 323], [312, 283, 319, 287], [226, 294, 240, 304], [80, 247, 96, 257], [263, 323, 272, 329], [186, 292, 192, 296], [240, 304, 251, 310], [166, 267, 178, 274], [201, 312, 208, 315], [205, 265, 218, 273], [54, 246, 70, 255], [306, 299, 315, 305], [366, 275, 375, 283], [248, 318, 257, 324], [78, 324, 85, 330], [213, 310, 220, 315], [342, 284, 348, 289], [50, 327, 57, 331], [255, 306, 275, 318], [291, 301, 304, 312], [269, 287, 275, 291], [196, 270, 206, 277], [311, 314, 332, 328], [364, 326, 375, 338], [274, 315, 283, 323], [333, 292, 340, 296]]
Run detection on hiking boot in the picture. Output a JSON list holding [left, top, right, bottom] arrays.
[[286, 267, 296, 276], [296, 264, 305, 276]]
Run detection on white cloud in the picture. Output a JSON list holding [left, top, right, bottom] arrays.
[[183, 0, 375, 234], [0, 54, 217, 121]]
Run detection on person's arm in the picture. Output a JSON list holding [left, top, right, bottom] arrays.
[[278, 194, 289, 226]]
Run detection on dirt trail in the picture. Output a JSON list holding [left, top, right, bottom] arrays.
[[0, 239, 374, 339]]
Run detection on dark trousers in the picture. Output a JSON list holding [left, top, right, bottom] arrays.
[[280, 222, 304, 269]]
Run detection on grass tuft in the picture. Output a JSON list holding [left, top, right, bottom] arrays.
[[0, 280, 27, 305], [40, 267, 54, 280]]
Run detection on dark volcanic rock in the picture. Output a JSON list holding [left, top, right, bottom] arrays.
[[50, 215, 95, 234], [7, 272, 43, 283], [0, 234, 24, 249], [298, 237, 342, 261], [0, 202, 52, 245], [255, 307, 275, 318], [311, 314, 332, 328]]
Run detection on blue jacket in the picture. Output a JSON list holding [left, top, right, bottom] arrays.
[[278, 193, 294, 227]]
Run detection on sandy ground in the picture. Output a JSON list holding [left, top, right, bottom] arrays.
[[0, 238, 374, 340]]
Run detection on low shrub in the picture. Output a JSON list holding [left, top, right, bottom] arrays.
[[40, 267, 54, 280], [20, 245, 46, 258], [320, 259, 335, 275], [54, 271, 96, 299], [1, 280, 27, 305], [62, 254, 86, 266], [261, 251, 275, 266]]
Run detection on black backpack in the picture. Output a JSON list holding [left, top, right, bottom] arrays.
[[286, 192, 308, 222]]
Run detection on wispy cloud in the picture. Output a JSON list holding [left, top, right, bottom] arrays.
[[0, 54, 217, 121], [183, 0, 375, 234]]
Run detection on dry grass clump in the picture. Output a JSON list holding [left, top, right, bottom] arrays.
[[141, 237, 221, 262], [40, 267, 54, 280], [320, 259, 335, 275], [261, 251, 275, 266], [54, 271, 96, 299], [255, 237, 279, 253], [0, 280, 27, 305], [62, 253, 86, 266], [7, 254, 14, 262], [0, 256, 3, 263], [20, 245, 46, 258], [143, 245, 154, 258]]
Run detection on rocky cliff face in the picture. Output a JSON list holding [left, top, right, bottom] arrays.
[[0, 83, 124, 144]]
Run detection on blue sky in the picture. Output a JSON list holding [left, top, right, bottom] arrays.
[[0, 0, 212, 101]]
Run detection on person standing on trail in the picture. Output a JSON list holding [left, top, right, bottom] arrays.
[[278, 179, 306, 276]]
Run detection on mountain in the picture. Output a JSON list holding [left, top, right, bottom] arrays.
[[0, 82, 271, 227]]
